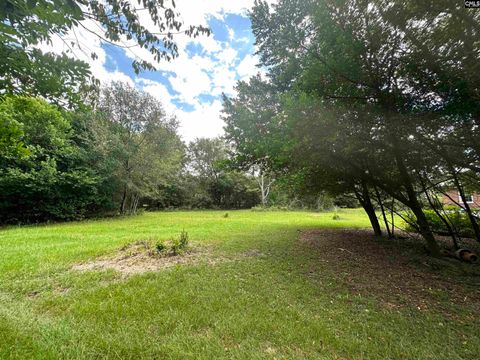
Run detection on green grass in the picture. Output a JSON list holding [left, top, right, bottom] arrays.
[[0, 209, 478, 359]]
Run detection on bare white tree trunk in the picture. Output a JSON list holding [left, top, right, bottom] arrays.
[[130, 193, 140, 214], [256, 172, 274, 207]]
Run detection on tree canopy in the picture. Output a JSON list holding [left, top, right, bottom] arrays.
[[0, 0, 210, 107], [223, 0, 480, 255]]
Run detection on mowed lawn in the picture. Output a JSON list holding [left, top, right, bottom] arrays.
[[0, 210, 478, 359]]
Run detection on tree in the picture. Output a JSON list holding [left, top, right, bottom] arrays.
[[0, 96, 102, 223], [187, 138, 260, 209], [224, 0, 480, 255], [256, 170, 275, 207], [96, 82, 184, 214], [188, 138, 227, 182], [0, 0, 210, 106]]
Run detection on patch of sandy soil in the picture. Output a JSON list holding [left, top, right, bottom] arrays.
[[299, 229, 480, 318], [72, 241, 264, 277]]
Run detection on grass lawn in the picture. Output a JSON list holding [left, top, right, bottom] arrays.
[[0, 209, 479, 359]]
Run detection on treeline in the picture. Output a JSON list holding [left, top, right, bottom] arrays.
[[0, 82, 263, 224], [1, 0, 228, 224], [223, 0, 480, 256]]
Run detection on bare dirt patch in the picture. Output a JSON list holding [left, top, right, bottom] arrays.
[[299, 229, 480, 317], [72, 241, 265, 277], [72, 241, 231, 276]]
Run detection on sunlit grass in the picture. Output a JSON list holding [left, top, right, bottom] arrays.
[[0, 209, 478, 359]]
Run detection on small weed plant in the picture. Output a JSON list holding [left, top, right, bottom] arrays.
[[155, 240, 166, 254], [155, 230, 189, 256]]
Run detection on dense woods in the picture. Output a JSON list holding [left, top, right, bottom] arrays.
[[0, 82, 267, 223], [0, 1, 259, 223]]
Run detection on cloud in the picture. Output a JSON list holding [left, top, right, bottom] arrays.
[[36, 1, 278, 141], [136, 78, 176, 112], [169, 66, 212, 105], [227, 27, 235, 41], [136, 78, 225, 142], [237, 54, 260, 80], [177, 100, 225, 141]]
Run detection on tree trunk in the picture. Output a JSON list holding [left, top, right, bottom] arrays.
[[257, 173, 273, 207], [390, 198, 395, 238], [393, 148, 441, 256], [260, 174, 267, 206], [423, 185, 459, 249], [452, 171, 480, 242], [374, 186, 392, 238], [355, 181, 382, 237], [410, 203, 441, 256], [120, 185, 128, 215]]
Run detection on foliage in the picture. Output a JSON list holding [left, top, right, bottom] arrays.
[[0, 96, 103, 223], [405, 209, 476, 239], [0, 68, 263, 224], [95, 82, 185, 215], [224, 0, 480, 254], [0, 0, 210, 106], [179, 229, 189, 248], [186, 138, 260, 209], [152, 230, 189, 256], [170, 230, 188, 256], [155, 240, 167, 254], [0, 44, 95, 109]]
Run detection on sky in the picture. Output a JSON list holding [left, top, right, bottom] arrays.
[[45, 1, 276, 142]]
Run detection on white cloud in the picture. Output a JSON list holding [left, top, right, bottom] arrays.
[[236, 54, 260, 80], [217, 46, 238, 66], [136, 78, 225, 142], [177, 100, 225, 141], [170, 68, 211, 105], [37, 1, 278, 141], [228, 27, 235, 41], [211, 66, 237, 97], [136, 78, 176, 112]]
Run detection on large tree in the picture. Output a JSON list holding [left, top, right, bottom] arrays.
[[187, 138, 260, 209], [225, 0, 480, 255], [96, 82, 184, 214]]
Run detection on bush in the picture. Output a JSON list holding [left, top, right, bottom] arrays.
[[152, 231, 189, 257], [171, 230, 189, 256], [405, 209, 476, 238], [179, 229, 189, 248]]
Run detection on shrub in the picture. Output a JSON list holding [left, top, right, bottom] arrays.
[[179, 229, 189, 248], [404, 209, 476, 238], [171, 230, 189, 256], [170, 237, 181, 256]]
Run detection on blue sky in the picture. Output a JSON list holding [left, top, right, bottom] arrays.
[[46, 1, 275, 141]]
